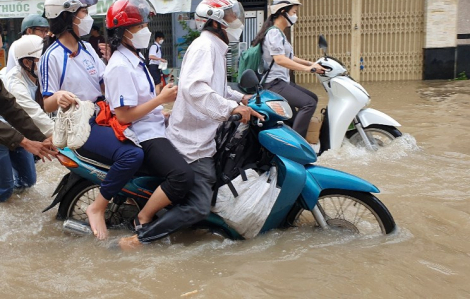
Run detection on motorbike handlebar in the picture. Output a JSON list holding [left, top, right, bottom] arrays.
[[229, 114, 242, 121]]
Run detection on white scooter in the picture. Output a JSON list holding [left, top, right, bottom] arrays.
[[313, 35, 402, 155]]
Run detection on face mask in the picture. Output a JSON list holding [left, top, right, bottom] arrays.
[[225, 26, 244, 43], [287, 13, 298, 26], [75, 14, 94, 37], [34, 67, 38, 78], [227, 19, 243, 29], [158, 39, 164, 45], [126, 27, 151, 49]]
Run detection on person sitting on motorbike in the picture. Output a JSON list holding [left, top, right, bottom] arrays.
[[251, 0, 325, 138], [40, 0, 144, 240], [104, 0, 194, 243], [0, 33, 57, 203], [118, 0, 263, 250]]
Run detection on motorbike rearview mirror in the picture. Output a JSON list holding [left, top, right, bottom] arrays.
[[239, 69, 262, 104], [318, 35, 328, 57]]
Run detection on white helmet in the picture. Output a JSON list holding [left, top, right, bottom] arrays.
[[44, 0, 98, 19], [195, 0, 245, 30], [14, 35, 43, 60], [270, 0, 302, 15]]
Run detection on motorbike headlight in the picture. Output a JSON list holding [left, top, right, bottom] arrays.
[[266, 100, 293, 119]]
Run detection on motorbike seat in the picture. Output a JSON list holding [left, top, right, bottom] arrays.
[[74, 147, 153, 176]]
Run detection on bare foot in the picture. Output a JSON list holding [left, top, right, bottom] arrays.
[[119, 235, 142, 251], [86, 202, 108, 240]]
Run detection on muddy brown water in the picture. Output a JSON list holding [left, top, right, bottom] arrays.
[[1, 80, 470, 298]]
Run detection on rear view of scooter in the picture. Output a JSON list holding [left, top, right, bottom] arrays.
[[313, 35, 402, 155]]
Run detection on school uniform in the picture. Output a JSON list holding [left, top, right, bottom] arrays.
[[39, 40, 144, 201], [104, 45, 192, 205], [262, 28, 318, 138], [148, 42, 162, 84]]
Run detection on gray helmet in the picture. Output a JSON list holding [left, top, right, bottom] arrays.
[[21, 14, 49, 33]]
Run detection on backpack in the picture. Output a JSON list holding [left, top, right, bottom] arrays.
[[211, 119, 266, 206], [237, 26, 285, 90]]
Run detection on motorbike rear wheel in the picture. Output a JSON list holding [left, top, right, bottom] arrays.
[[57, 180, 140, 228], [346, 124, 402, 148], [287, 189, 395, 235]]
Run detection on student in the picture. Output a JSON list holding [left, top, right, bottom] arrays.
[[148, 31, 166, 94], [6, 14, 50, 73], [104, 0, 193, 247], [119, 0, 263, 249], [40, 0, 144, 240], [0, 33, 57, 202], [251, 0, 325, 138]]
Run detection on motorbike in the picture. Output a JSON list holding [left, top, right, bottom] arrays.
[[312, 35, 402, 155], [43, 69, 396, 240]]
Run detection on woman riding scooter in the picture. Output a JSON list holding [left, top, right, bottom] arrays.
[[40, 0, 144, 240], [251, 0, 325, 138]]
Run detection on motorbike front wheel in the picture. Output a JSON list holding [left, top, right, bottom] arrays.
[[346, 124, 402, 148], [287, 189, 396, 235], [57, 180, 140, 228]]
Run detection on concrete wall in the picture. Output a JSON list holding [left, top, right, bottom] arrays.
[[457, 0, 470, 45], [425, 0, 458, 48]]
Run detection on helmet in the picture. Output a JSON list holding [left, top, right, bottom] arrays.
[[44, 0, 98, 19], [195, 0, 245, 29], [21, 15, 49, 33], [270, 0, 302, 15], [14, 35, 44, 60], [106, 0, 156, 29]]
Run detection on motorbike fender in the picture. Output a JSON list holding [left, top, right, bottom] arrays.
[[42, 172, 85, 213], [300, 164, 380, 211], [357, 108, 401, 128], [260, 156, 307, 233], [258, 126, 317, 165], [326, 77, 370, 149]]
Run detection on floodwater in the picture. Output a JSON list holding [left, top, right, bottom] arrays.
[[1, 80, 470, 298]]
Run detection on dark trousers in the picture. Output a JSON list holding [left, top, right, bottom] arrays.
[[81, 119, 144, 200], [137, 157, 216, 243], [148, 64, 162, 85], [140, 138, 194, 204], [265, 79, 318, 138]]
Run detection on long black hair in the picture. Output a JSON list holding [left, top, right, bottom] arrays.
[[251, 5, 293, 47], [42, 10, 85, 54], [203, 19, 229, 45]]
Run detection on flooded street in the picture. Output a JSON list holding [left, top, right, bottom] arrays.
[[1, 80, 470, 298]]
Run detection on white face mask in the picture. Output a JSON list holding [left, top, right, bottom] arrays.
[[34, 67, 38, 78], [225, 26, 244, 42], [126, 27, 151, 49], [158, 39, 164, 45], [75, 14, 94, 37], [287, 13, 298, 26]]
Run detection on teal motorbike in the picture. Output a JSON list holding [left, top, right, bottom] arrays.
[[44, 69, 396, 240]]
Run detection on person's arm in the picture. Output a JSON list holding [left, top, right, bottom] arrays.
[[114, 84, 178, 124], [6, 76, 54, 137], [0, 80, 46, 149]]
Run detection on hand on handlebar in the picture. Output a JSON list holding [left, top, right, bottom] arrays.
[[308, 63, 327, 74], [232, 106, 264, 124]]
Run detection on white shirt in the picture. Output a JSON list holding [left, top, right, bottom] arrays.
[[104, 45, 165, 143], [166, 31, 244, 163], [39, 40, 105, 102], [6, 41, 18, 73], [262, 28, 294, 84], [148, 42, 161, 65], [4, 66, 54, 137]]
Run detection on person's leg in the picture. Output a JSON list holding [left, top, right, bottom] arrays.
[[137, 138, 194, 225], [10, 147, 36, 189], [149, 65, 162, 94], [0, 145, 14, 202], [121, 157, 215, 246], [267, 80, 318, 137], [82, 121, 144, 239]]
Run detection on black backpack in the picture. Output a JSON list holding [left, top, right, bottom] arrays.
[[211, 119, 265, 206]]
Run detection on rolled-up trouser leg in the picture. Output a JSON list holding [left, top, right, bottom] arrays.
[[137, 157, 215, 243]]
